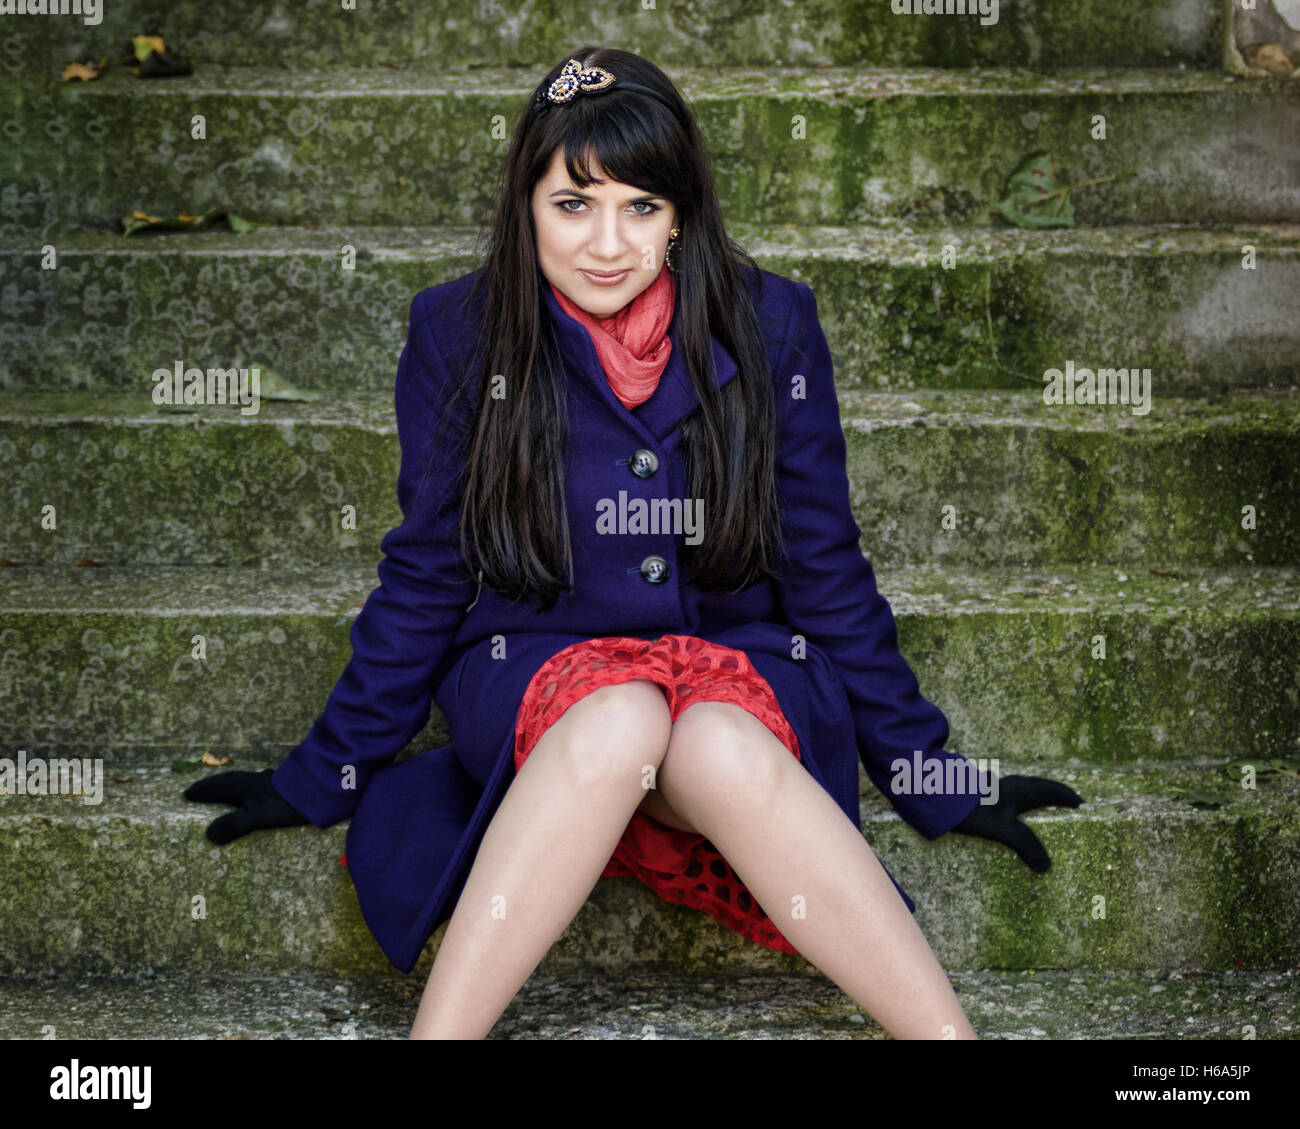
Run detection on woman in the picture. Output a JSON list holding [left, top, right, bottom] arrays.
[[185, 47, 1081, 1040]]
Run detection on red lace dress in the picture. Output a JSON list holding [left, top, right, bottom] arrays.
[[513, 633, 802, 955]]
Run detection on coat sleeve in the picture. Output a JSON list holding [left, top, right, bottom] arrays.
[[271, 288, 477, 827], [772, 280, 982, 839]]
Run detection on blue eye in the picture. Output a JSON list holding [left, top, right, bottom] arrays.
[[556, 200, 661, 215]]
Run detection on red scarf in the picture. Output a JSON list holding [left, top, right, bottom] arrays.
[[550, 266, 675, 409]]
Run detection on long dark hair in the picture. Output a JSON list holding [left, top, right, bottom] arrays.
[[433, 46, 786, 613]]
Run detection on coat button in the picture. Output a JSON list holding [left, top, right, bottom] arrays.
[[640, 555, 670, 584], [629, 449, 659, 478]]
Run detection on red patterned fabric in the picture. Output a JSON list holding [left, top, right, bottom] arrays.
[[513, 633, 802, 955]]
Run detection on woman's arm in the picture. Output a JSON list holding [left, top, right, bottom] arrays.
[[772, 280, 983, 839], [269, 288, 477, 828]]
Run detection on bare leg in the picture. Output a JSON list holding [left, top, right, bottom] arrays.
[[658, 701, 978, 1040], [409, 679, 672, 1039]]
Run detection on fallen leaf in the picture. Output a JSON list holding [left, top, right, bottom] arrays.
[[59, 50, 144, 83], [132, 35, 167, 63], [61, 62, 101, 82], [1243, 42, 1294, 78], [239, 363, 323, 403], [991, 153, 1076, 228], [1225, 758, 1299, 780], [121, 208, 257, 236], [73, 558, 105, 567], [200, 751, 230, 766], [990, 151, 1124, 230]]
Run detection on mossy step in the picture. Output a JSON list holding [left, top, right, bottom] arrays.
[[0, 389, 1295, 568], [0, 760, 1295, 975], [0, 967, 1295, 1041], [4, 0, 1224, 73], [0, 564, 1296, 764], [3, 222, 1296, 395], [5, 66, 1296, 230]]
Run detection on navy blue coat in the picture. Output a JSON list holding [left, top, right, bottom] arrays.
[[271, 265, 983, 974]]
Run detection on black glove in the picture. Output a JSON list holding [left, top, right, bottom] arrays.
[[183, 768, 310, 845], [949, 774, 1083, 872]]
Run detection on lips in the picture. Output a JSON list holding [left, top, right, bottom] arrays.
[[580, 268, 631, 284]]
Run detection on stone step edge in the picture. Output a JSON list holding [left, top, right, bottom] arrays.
[[26, 63, 1259, 99], [1, 562, 1297, 616], [0, 968, 1295, 1041], [4, 220, 1298, 257], [2, 388, 1298, 434], [1, 759, 1294, 826], [1, 758, 1294, 976]]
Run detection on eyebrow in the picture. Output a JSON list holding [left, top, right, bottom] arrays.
[[548, 189, 662, 204]]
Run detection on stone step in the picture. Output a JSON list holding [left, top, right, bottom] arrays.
[[5, 67, 1296, 232], [0, 390, 1296, 569], [0, 966, 1296, 1040], [0, 564, 1296, 764], [3, 223, 1296, 395], [0, 760, 1295, 975], [3, 0, 1225, 74]]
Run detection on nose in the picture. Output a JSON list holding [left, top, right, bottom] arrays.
[[588, 210, 628, 260]]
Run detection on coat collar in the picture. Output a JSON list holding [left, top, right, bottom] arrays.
[[543, 282, 739, 444]]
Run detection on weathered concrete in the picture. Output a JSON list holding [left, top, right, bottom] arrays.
[[2, 223, 1296, 394], [0, 761, 1295, 975], [4, 68, 1297, 232], [0, 0, 1294, 997], [0, 563, 1295, 762], [0, 0, 1224, 74], [0, 966, 1295, 1040], [0, 390, 1296, 567]]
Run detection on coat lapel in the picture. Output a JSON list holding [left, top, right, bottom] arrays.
[[543, 283, 739, 443]]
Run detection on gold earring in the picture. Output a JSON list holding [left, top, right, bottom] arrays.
[[665, 227, 681, 273]]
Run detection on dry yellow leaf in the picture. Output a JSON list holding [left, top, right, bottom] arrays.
[[130, 210, 160, 222], [178, 212, 200, 223], [200, 751, 231, 766], [133, 34, 167, 61], [61, 62, 100, 82]]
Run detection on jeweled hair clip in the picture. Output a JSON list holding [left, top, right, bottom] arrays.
[[532, 56, 680, 121], [543, 57, 616, 104]]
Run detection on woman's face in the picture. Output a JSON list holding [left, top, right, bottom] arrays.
[[531, 146, 678, 318]]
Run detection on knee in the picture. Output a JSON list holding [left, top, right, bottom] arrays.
[[558, 679, 672, 791], [659, 701, 786, 811]]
